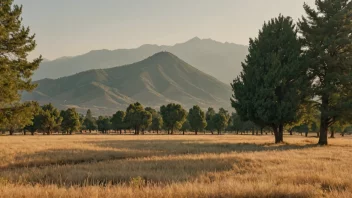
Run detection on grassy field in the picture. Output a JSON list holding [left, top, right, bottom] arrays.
[[0, 134, 352, 198]]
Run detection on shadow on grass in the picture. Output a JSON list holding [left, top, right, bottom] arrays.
[[2, 139, 317, 171]]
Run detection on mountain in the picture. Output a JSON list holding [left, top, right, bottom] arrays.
[[33, 37, 248, 83], [24, 52, 232, 115]]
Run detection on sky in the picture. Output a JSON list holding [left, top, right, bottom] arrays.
[[14, 0, 316, 60]]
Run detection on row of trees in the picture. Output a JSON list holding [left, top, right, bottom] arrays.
[[231, 0, 352, 145]]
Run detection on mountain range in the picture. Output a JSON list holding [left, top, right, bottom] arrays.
[[24, 52, 233, 115], [33, 37, 248, 84]]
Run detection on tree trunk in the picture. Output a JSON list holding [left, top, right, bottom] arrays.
[[260, 128, 263, 135], [278, 124, 284, 143], [195, 130, 198, 135], [289, 130, 293, 135], [330, 130, 335, 138], [318, 95, 329, 145], [9, 129, 14, 135], [272, 125, 282, 144], [305, 131, 308, 137]]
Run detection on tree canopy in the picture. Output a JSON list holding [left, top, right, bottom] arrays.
[[160, 103, 187, 134], [188, 105, 207, 134]]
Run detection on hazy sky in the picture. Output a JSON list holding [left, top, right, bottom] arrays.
[[14, 0, 315, 60]]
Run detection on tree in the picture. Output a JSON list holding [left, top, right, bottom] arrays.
[[37, 103, 63, 135], [231, 15, 310, 143], [205, 107, 216, 133], [151, 116, 163, 134], [83, 109, 97, 133], [125, 102, 151, 135], [97, 116, 111, 134], [60, 108, 80, 135], [213, 113, 227, 135], [4, 101, 40, 135], [0, 0, 42, 128], [111, 111, 126, 134], [188, 105, 207, 135], [298, 0, 352, 145], [180, 120, 191, 135], [160, 103, 187, 134]]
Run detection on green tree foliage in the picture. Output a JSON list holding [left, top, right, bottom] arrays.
[[213, 113, 227, 135], [83, 109, 97, 133], [160, 103, 187, 134], [60, 108, 80, 135], [3, 102, 40, 135], [298, 0, 352, 145], [231, 15, 310, 143], [151, 116, 163, 134], [205, 107, 216, 133], [188, 105, 207, 135], [125, 102, 151, 135], [0, 0, 42, 127], [97, 116, 111, 134], [37, 103, 63, 135], [180, 120, 191, 135], [111, 111, 126, 134]]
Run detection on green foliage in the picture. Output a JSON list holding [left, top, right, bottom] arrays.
[[180, 120, 191, 134], [37, 103, 63, 135], [60, 108, 80, 135], [111, 111, 126, 133], [83, 109, 97, 132], [231, 15, 309, 143], [205, 107, 216, 132], [97, 116, 112, 134], [298, 0, 352, 145], [151, 116, 163, 133], [212, 113, 227, 134], [160, 103, 187, 134], [125, 102, 152, 134], [188, 105, 207, 134], [0, 0, 42, 127]]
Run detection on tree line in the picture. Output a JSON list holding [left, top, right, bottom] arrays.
[[1, 101, 351, 137]]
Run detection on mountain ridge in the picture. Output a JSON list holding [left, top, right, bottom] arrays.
[[24, 52, 232, 115], [34, 37, 248, 83]]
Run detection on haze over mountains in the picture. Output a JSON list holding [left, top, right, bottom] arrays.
[[33, 37, 248, 84], [24, 52, 232, 115]]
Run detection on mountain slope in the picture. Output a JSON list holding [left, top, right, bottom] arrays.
[[33, 37, 247, 83], [24, 52, 232, 115]]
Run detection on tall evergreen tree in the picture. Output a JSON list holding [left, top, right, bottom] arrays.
[[188, 105, 207, 135], [0, 0, 42, 128], [231, 15, 310, 143], [298, 0, 352, 145]]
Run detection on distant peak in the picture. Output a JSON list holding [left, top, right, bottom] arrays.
[[187, 37, 201, 42]]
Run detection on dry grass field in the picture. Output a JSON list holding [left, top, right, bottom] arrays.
[[0, 134, 352, 198]]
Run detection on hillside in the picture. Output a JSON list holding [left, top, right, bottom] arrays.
[[33, 37, 248, 83], [24, 52, 232, 115]]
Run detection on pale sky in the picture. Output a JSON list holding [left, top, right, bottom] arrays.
[[14, 0, 315, 60]]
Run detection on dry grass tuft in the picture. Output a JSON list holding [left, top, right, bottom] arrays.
[[0, 135, 351, 197]]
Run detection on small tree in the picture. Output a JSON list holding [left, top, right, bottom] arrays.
[[205, 107, 216, 134], [83, 109, 97, 133], [60, 108, 80, 135], [97, 116, 112, 134], [125, 102, 151, 135], [180, 120, 191, 135], [151, 116, 163, 134], [188, 105, 207, 135], [160, 103, 187, 134], [213, 113, 227, 135], [37, 103, 63, 135], [111, 111, 126, 134]]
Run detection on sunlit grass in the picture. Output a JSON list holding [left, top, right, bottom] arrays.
[[0, 135, 351, 197]]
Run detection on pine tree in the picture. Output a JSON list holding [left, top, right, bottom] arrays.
[[205, 107, 216, 133], [83, 109, 97, 133], [0, 0, 42, 127], [37, 104, 63, 135], [298, 0, 352, 145], [231, 15, 310, 143]]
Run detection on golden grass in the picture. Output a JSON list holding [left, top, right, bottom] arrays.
[[0, 134, 352, 198]]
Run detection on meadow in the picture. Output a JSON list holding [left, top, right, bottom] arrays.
[[0, 134, 352, 198]]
